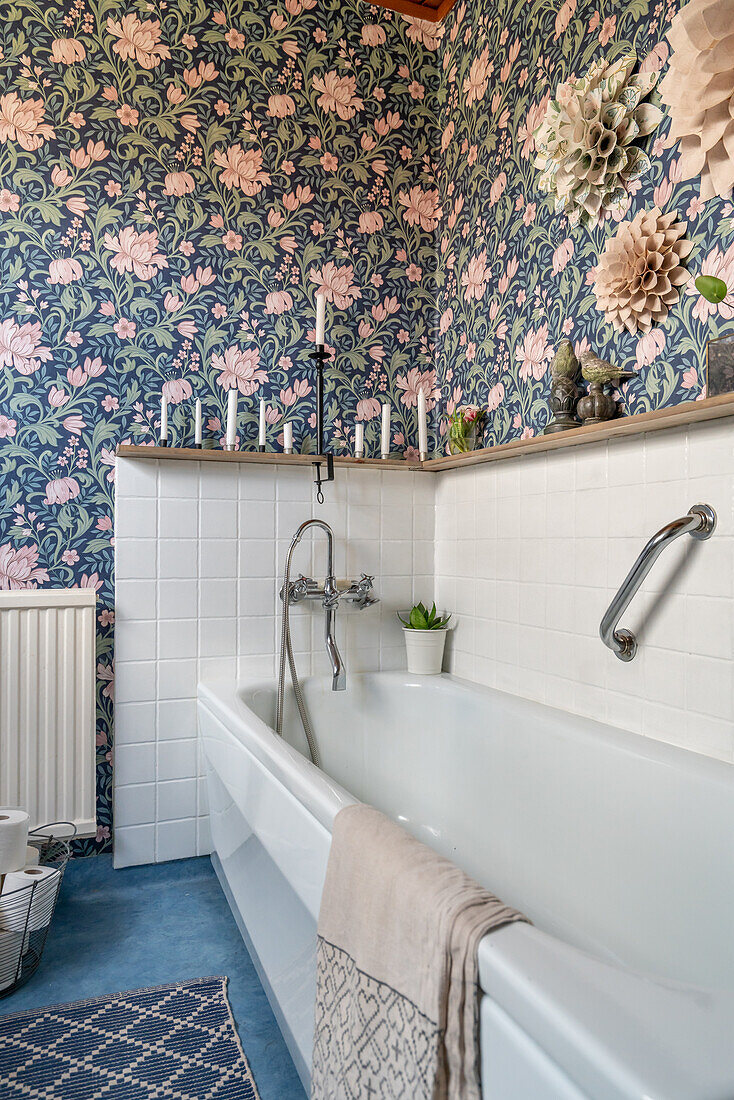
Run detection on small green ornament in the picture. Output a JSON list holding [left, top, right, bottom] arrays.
[[551, 338, 579, 380], [695, 275, 728, 304]]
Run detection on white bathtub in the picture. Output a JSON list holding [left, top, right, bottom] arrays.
[[198, 672, 734, 1099]]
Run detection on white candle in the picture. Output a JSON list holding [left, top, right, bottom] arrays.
[[226, 388, 237, 448], [160, 393, 168, 443], [355, 421, 364, 459], [283, 421, 293, 453], [417, 388, 427, 457], [315, 293, 326, 345], [380, 402, 390, 459], [259, 398, 266, 447], [194, 398, 202, 446]]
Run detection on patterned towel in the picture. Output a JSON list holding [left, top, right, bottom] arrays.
[[312, 805, 528, 1100]]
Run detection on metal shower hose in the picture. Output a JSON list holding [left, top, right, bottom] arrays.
[[275, 537, 321, 769]]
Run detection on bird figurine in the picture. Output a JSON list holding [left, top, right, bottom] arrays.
[[580, 350, 635, 385], [550, 338, 580, 380]]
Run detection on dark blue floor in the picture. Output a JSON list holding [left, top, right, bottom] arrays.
[[0, 855, 306, 1099]]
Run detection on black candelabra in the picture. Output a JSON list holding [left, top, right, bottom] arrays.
[[309, 343, 334, 504]]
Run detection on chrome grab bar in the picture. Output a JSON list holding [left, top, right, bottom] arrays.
[[600, 503, 717, 661]]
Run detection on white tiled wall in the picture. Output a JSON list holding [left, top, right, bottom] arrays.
[[436, 419, 734, 763], [114, 458, 433, 866], [115, 419, 734, 866]]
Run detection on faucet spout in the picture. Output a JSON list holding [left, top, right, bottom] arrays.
[[325, 606, 346, 691]]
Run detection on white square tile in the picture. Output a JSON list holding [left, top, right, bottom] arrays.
[[115, 783, 155, 827], [202, 465, 239, 499], [200, 579, 235, 618], [238, 540, 274, 579], [239, 500, 275, 539], [157, 778, 197, 822], [159, 539, 197, 579], [157, 699, 197, 741], [116, 580, 156, 622], [115, 702, 156, 745], [201, 498, 238, 539], [116, 539, 157, 580], [200, 539, 237, 579], [158, 659, 197, 700], [115, 621, 156, 664], [116, 497, 157, 540], [115, 742, 155, 786], [240, 465, 276, 500], [238, 578, 276, 617], [158, 739, 197, 782], [116, 459, 158, 499], [197, 816, 212, 856], [200, 617, 237, 658], [159, 499, 198, 539], [159, 579, 198, 619], [158, 618, 197, 660], [159, 462, 199, 498], [116, 661, 156, 705], [156, 818, 197, 862], [113, 824, 155, 868]]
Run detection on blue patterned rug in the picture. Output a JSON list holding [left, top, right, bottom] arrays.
[[0, 976, 260, 1099]]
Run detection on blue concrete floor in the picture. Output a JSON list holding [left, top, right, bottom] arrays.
[[0, 854, 306, 1099]]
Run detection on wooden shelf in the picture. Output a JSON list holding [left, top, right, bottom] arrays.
[[116, 395, 734, 477], [115, 445, 423, 471], [422, 393, 734, 471]]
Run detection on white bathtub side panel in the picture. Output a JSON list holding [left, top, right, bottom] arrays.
[[481, 999, 587, 1100], [206, 767, 316, 1087], [198, 701, 331, 921]]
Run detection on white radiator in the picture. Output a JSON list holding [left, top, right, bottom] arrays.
[[0, 589, 97, 835]]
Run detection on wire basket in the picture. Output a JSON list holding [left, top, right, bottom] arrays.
[[0, 822, 75, 998]]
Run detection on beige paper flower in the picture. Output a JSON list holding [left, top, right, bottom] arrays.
[[593, 207, 692, 334], [659, 0, 734, 201], [534, 51, 662, 227]]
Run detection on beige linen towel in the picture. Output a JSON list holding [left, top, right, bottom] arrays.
[[312, 804, 528, 1100]]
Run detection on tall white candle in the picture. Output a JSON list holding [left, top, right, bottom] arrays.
[[380, 403, 390, 459], [283, 421, 293, 453], [194, 398, 202, 445], [417, 388, 427, 457], [160, 393, 168, 443], [355, 421, 364, 459], [315, 293, 326, 345], [226, 388, 237, 448], [259, 398, 266, 447]]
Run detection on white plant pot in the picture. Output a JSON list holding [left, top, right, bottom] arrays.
[[403, 628, 448, 675]]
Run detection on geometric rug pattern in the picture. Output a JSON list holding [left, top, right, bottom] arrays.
[[0, 976, 260, 1099]]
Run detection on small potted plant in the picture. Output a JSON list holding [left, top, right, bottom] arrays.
[[446, 404, 486, 454], [398, 602, 452, 675]]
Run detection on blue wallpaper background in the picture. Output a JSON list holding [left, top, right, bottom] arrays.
[[1, 0, 732, 850]]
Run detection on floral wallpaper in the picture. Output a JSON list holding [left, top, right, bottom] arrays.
[[2, 0, 733, 851], [432, 0, 734, 445], [0, 0, 439, 851]]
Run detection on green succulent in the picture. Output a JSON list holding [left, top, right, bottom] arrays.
[[398, 602, 452, 630]]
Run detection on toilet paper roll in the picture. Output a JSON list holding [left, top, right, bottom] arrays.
[[0, 865, 57, 935], [0, 928, 23, 991], [0, 809, 30, 875], [25, 846, 40, 867]]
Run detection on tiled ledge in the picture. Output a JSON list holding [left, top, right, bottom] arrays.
[[117, 393, 734, 474]]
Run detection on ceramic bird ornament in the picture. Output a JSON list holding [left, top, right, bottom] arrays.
[[580, 350, 635, 385], [551, 338, 580, 380]]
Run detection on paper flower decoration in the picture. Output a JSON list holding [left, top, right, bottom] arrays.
[[593, 207, 692, 334], [534, 52, 663, 227], [659, 0, 734, 200]]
